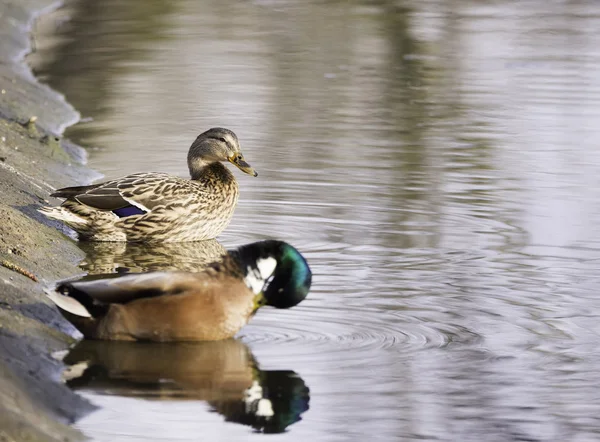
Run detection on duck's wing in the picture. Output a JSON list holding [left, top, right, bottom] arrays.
[[51, 173, 183, 215], [49, 272, 203, 318]]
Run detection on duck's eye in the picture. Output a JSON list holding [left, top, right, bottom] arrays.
[[218, 137, 227, 143], [237, 154, 243, 161]]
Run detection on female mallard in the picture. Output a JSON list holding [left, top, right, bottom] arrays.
[[39, 128, 257, 242], [46, 240, 312, 341]]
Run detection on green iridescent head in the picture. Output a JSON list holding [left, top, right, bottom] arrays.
[[235, 240, 312, 309]]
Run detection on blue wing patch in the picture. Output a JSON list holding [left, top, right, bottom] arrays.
[[113, 206, 146, 218]]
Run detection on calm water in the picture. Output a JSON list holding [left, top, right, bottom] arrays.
[[30, 1, 600, 441]]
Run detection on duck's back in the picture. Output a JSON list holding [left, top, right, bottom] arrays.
[[95, 276, 254, 341], [119, 163, 239, 242]]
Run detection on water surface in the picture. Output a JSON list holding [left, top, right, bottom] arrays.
[[31, 1, 600, 441]]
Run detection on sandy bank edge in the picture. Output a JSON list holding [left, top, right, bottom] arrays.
[[0, 0, 100, 440]]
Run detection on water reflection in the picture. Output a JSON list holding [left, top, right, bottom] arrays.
[[78, 239, 226, 274], [63, 339, 309, 434], [30, 0, 600, 440], [29, 0, 178, 150]]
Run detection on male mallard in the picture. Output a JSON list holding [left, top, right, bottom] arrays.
[[39, 127, 257, 242], [47, 240, 312, 341]]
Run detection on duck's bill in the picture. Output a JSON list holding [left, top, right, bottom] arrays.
[[230, 157, 258, 177]]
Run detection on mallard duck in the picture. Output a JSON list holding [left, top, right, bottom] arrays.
[[47, 240, 312, 341], [39, 127, 257, 242]]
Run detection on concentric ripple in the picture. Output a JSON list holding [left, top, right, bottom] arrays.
[[240, 304, 482, 365]]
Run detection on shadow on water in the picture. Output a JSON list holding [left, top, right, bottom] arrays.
[[63, 339, 309, 434]]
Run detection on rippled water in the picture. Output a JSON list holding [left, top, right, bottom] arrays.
[[30, 1, 600, 441]]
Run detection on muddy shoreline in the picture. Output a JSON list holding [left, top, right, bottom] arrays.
[[0, 1, 100, 440]]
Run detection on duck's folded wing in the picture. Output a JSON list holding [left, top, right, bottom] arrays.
[[52, 180, 131, 211], [52, 173, 178, 213], [49, 272, 203, 319], [57, 271, 201, 305]]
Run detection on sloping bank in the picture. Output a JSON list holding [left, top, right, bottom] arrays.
[[0, 0, 100, 440]]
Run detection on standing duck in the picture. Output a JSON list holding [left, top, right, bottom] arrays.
[[46, 240, 312, 342], [39, 128, 257, 242]]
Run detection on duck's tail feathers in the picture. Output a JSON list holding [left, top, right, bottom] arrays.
[[45, 287, 92, 318], [38, 206, 88, 225], [45, 285, 105, 338]]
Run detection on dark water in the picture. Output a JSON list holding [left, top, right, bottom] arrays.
[[30, 1, 600, 441]]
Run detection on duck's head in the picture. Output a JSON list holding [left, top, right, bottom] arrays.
[[235, 240, 312, 309], [188, 127, 257, 178]]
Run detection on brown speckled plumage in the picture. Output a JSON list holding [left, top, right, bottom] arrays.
[[39, 128, 256, 242]]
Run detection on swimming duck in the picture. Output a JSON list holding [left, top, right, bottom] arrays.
[[39, 127, 257, 242], [47, 240, 312, 341]]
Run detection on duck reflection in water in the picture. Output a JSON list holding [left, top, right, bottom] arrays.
[[62, 339, 310, 433], [78, 239, 227, 274]]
